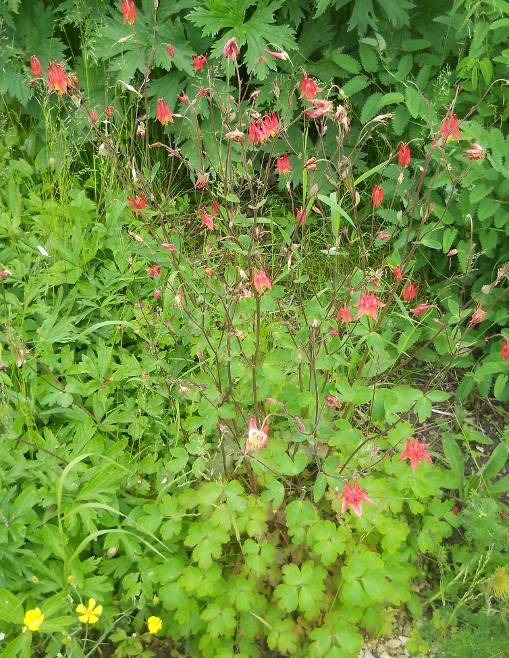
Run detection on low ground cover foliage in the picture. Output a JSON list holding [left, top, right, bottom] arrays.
[[0, 2, 509, 657]]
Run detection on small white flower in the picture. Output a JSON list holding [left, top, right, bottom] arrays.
[[0, 632, 5, 640], [37, 245, 49, 257]]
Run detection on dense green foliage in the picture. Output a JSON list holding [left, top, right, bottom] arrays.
[[0, 1, 509, 657]]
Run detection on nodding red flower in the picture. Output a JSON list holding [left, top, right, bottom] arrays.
[[252, 269, 272, 293], [265, 49, 289, 61], [398, 142, 411, 167], [249, 90, 260, 100], [248, 121, 268, 144], [177, 91, 190, 104], [245, 414, 269, 453], [501, 340, 509, 360], [392, 266, 403, 282], [161, 243, 175, 251], [470, 307, 486, 324], [441, 113, 461, 142], [340, 481, 374, 517], [0, 270, 12, 278], [211, 200, 221, 215], [264, 112, 279, 137], [299, 73, 323, 100], [277, 154, 291, 176], [196, 86, 209, 98], [147, 264, 162, 276], [194, 172, 210, 189], [398, 437, 432, 472], [48, 61, 69, 94], [372, 185, 384, 208], [379, 231, 391, 240], [296, 207, 307, 225], [305, 98, 333, 118], [30, 55, 43, 77], [156, 98, 173, 125], [121, 0, 137, 25], [105, 105, 115, 118], [223, 37, 239, 59], [90, 109, 98, 125], [127, 195, 147, 215], [411, 302, 432, 317], [200, 205, 214, 230], [336, 304, 354, 324], [354, 292, 386, 321], [192, 54, 208, 72], [402, 281, 418, 301], [166, 44, 175, 57]]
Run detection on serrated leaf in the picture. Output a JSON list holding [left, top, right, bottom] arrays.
[[392, 105, 410, 135], [402, 39, 431, 51], [331, 52, 361, 74], [405, 86, 424, 119], [341, 74, 370, 97], [361, 93, 383, 123], [359, 43, 378, 72], [493, 374, 508, 400], [380, 92, 405, 106]]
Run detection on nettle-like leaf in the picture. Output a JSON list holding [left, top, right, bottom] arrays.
[[187, 0, 297, 78]]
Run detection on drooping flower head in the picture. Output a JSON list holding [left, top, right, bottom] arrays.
[[264, 112, 279, 137], [200, 205, 214, 230], [252, 269, 272, 293], [194, 172, 210, 189], [127, 195, 147, 216], [353, 292, 386, 321], [470, 307, 486, 324], [24, 608, 44, 632], [300, 73, 323, 100], [156, 98, 173, 125], [147, 265, 162, 276], [464, 143, 485, 161], [411, 302, 432, 317], [501, 340, 509, 360], [402, 281, 418, 301], [296, 207, 306, 225], [121, 0, 137, 25], [48, 61, 69, 94], [265, 49, 289, 61], [392, 265, 403, 282], [192, 54, 208, 72], [379, 231, 391, 240], [90, 109, 98, 125], [340, 481, 374, 517], [336, 304, 354, 324], [76, 599, 102, 624], [147, 616, 162, 634], [30, 55, 43, 77], [398, 142, 411, 167], [178, 91, 190, 105], [223, 37, 239, 59], [277, 154, 291, 176], [440, 113, 461, 143], [245, 414, 269, 453], [166, 44, 175, 57], [305, 98, 333, 119], [372, 184, 383, 208], [248, 121, 268, 144], [398, 437, 432, 472]]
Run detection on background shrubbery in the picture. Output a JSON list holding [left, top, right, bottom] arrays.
[[0, 1, 508, 657]]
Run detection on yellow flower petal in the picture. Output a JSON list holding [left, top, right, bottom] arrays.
[[88, 599, 96, 610], [78, 614, 89, 623], [76, 604, 87, 615], [93, 605, 103, 616]]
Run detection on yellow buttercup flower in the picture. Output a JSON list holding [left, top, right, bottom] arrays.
[[147, 616, 162, 634], [24, 608, 44, 632], [76, 598, 103, 624]]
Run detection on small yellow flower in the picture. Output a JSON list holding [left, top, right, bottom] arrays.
[[147, 616, 162, 634], [24, 608, 44, 632], [76, 598, 103, 624]]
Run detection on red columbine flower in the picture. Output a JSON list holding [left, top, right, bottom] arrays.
[[441, 113, 460, 143], [252, 269, 272, 293], [223, 37, 239, 59], [402, 281, 418, 301], [48, 61, 69, 94], [411, 302, 432, 317], [156, 98, 173, 126], [90, 109, 98, 125], [277, 154, 291, 176], [470, 307, 486, 324], [501, 340, 509, 360], [372, 185, 383, 208], [147, 265, 162, 276], [177, 91, 190, 105], [166, 44, 175, 57], [336, 304, 354, 323], [161, 243, 175, 251], [200, 205, 214, 230], [300, 73, 323, 100], [192, 54, 208, 72], [264, 113, 279, 137], [305, 98, 333, 118], [340, 481, 374, 517], [127, 195, 147, 215], [248, 121, 268, 144], [354, 292, 386, 321], [245, 414, 269, 454], [398, 437, 432, 472], [121, 0, 137, 24], [379, 231, 391, 240], [392, 266, 403, 282], [30, 55, 43, 77], [105, 105, 114, 118], [194, 172, 210, 189], [265, 49, 289, 61], [296, 207, 306, 225], [398, 142, 411, 167]]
